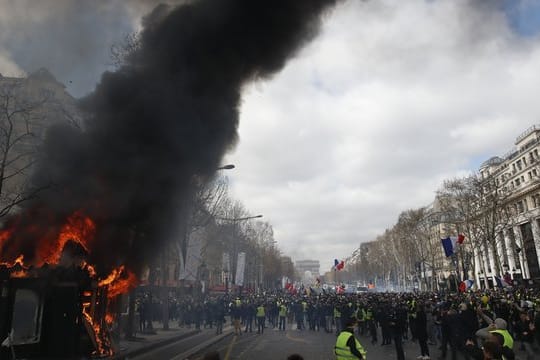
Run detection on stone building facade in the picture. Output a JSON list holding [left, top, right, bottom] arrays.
[[474, 125, 540, 285]]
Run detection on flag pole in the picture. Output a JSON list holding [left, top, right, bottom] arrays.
[[452, 253, 460, 292]]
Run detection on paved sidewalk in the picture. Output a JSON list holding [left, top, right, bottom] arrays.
[[111, 321, 203, 359]]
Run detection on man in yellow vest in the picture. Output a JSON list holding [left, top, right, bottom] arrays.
[[335, 318, 366, 359], [476, 311, 514, 350], [279, 303, 288, 331], [489, 319, 513, 350], [256, 303, 266, 334]]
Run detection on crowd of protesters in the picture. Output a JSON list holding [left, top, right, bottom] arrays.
[[134, 285, 540, 360]]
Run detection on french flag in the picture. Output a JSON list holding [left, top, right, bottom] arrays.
[[333, 259, 344, 271], [494, 275, 512, 288], [458, 279, 474, 292], [441, 234, 465, 257]]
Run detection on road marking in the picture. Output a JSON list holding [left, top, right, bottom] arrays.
[[224, 334, 237, 360], [285, 333, 310, 344]]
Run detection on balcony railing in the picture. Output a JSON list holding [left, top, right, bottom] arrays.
[[515, 124, 540, 144]]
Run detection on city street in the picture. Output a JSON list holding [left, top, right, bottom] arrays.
[[119, 317, 538, 360], [134, 322, 443, 360]]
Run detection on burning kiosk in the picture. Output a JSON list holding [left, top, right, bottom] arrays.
[[0, 264, 113, 359], [0, 212, 137, 360]]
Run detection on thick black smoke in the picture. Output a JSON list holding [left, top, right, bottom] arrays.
[[0, 0, 339, 275]]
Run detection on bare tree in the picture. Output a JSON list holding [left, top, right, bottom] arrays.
[[437, 170, 514, 289], [0, 78, 51, 218]]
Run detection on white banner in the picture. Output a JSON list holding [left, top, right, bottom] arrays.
[[179, 231, 202, 281], [222, 252, 230, 272], [235, 252, 246, 286]]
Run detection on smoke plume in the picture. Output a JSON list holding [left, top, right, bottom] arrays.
[[0, 0, 340, 276]]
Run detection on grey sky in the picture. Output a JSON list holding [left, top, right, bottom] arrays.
[[2, 0, 540, 274], [225, 0, 540, 272]]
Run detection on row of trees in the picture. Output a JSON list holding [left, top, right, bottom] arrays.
[[179, 174, 296, 291], [350, 156, 540, 291]]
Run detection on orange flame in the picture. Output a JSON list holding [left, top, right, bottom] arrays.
[[99, 265, 138, 299], [82, 305, 112, 356], [39, 211, 96, 265], [0, 254, 28, 275], [10, 270, 28, 278], [82, 261, 97, 278], [14, 254, 24, 266], [108, 270, 138, 298], [0, 227, 14, 248], [1, 210, 140, 358]]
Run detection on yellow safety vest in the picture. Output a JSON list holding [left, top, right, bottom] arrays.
[[256, 306, 265, 317], [490, 329, 514, 350], [279, 305, 287, 317], [334, 308, 341, 318], [356, 309, 364, 321], [365, 310, 372, 320], [335, 331, 366, 359]]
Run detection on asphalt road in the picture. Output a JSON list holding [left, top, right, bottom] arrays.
[[128, 329, 226, 360], [185, 324, 440, 360], [127, 322, 498, 360]]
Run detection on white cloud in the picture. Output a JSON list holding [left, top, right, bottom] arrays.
[[225, 0, 540, 272]]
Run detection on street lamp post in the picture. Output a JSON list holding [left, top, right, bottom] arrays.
[[224, 270, 229, 295]]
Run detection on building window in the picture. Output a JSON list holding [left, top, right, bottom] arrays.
[[511, 204, 518, 215], [515, 178, 521, 186], [533, 194, 540, 208], [517, 160, 522, 171], [517, 201, 525, 213]]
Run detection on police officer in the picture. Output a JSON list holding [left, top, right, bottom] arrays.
[[365, 305, 377, 345], [389, 302, 406, 360], [335, 318, 367, 359], [334, 303, 342, 334], [231, 299, 243, 336]]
